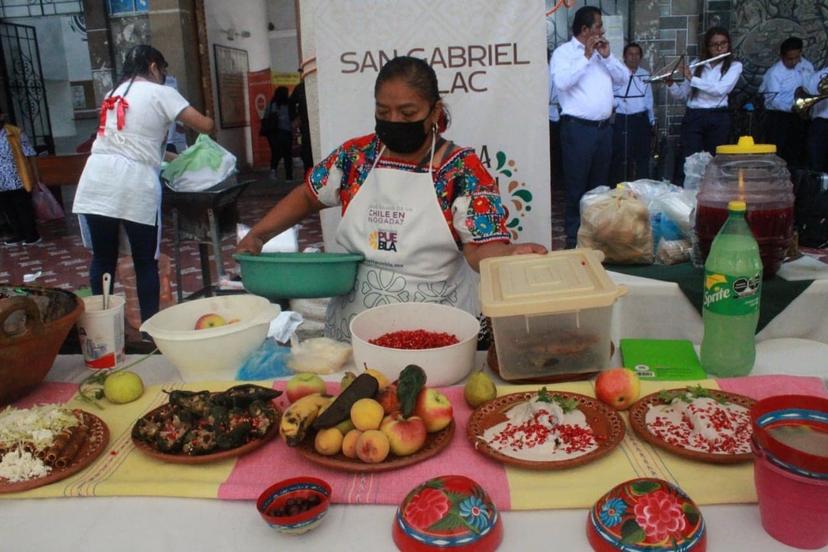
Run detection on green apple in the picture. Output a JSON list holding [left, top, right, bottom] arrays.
[[103, 371, 144, 404]]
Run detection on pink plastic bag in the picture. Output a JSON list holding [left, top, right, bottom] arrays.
[[31, 181, 65, 222]]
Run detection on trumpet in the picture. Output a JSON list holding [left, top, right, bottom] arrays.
[[793, 74, 828, 119]]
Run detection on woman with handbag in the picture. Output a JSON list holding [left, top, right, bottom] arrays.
[[73, 45, 213, 322], [0, 107, 41, 246]]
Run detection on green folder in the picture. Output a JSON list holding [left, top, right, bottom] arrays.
[[620, 339, 706, 380]]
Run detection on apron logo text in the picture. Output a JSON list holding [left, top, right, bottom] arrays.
[[369, 230, 398, 252]]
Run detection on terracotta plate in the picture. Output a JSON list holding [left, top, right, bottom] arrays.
[[629, 388, 756, 464], [0, 410, 110, 494], [131, 404, 280, 465], [466, 391, 625, 470], [296, 420, 455, 473]]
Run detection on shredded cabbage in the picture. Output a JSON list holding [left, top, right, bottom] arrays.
[[0, 404, 79, 452]]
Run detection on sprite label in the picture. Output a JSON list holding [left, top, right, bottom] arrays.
[[703, 271, 762, 315]]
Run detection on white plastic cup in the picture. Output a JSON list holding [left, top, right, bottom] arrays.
[[77, 295, 126, 370]]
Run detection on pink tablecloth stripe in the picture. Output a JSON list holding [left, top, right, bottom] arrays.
[[717, 375, 828, 400], [12, 382, 79, 408], [218, 384, 512, 509]]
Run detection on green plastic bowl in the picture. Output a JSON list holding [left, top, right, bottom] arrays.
[[234, 252, 364, 299]]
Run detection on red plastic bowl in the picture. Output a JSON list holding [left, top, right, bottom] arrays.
[[256, 476, 331, 535]]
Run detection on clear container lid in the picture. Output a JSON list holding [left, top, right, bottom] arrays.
[[699, 137, 793, 208], [479, 249, 627, 317]]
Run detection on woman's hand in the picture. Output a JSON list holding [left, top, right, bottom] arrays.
[[236, 233, 264, 256], [509, 242, 547, 256], [463, 241, 548, 271]]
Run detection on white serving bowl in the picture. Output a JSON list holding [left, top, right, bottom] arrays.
[[350, 302, 480, 387], [140, 295, 280, 380]]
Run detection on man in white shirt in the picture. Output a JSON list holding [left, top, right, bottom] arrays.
[[806, 65, 828, 172], [611, 42, 655, 185], [548, 61, 562, 190], [759, 37, 814, 169], [550, 6, 627, 248]]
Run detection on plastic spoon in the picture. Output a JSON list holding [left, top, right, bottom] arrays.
[[102, 273, 111, 310]]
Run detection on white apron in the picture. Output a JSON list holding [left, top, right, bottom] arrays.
[[325, 138, 478, 341]]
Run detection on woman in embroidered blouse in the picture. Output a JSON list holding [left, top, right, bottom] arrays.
[[668, 27, 742, 162], [237, 56, 545, 340], [73, 45, 213, 322]]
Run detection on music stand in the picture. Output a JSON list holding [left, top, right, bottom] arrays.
[[614, 71, 649, 182]]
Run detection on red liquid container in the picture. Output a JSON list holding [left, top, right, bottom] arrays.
[[693, 137, 794, 278]]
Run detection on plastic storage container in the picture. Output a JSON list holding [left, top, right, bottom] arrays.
[[694, 136, 795, 278], [479, 250, 627, 382]]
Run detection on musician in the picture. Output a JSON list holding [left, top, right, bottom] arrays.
[[668, 27, 742, 164], [806, 65, 828, 172], [550, 6, 627, 247], [548, 64, 562, 190], [758, 36, 814, 169], [610, 42, 655, 185]]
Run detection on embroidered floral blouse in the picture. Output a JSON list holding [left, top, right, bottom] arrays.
[[306, 133, 510, 245]]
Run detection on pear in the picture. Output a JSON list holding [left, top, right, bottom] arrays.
[[340, 371, 357, 392], [464, 370, 497, 408]]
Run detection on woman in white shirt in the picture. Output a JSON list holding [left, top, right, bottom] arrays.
[[668, 27, 742, 163], [73, 45, 213, 322]]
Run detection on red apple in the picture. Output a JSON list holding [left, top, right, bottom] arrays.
[[285, 372, 327, 403], [595, 368, 640, 410], [194, 312, 227, 330], [376, 382, 400, 415], [380, 413, 427, 456], [413, 388, 453, 433]]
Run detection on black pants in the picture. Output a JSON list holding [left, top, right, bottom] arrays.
[[267, 130, 294, 180], [85, 214, 159, 322], [549, 120, 562, 190], [560, 116, 612, 246], [611, 112, 652, 185], [680, 108, 731, 159], [808, 118, 828, 173], [0, 187, 39, 242], [762, 110, 807, 170]]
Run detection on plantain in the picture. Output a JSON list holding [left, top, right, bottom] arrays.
[[312, 373, 379, 430], [278, 393, 333, 446]]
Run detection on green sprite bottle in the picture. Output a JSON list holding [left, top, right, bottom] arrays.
[[700, 200, 762, 377]]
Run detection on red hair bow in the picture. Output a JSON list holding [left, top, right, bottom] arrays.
[[97, 95, 129, 137]]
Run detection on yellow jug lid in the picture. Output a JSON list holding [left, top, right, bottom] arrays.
[[716, 136, 776, 154]]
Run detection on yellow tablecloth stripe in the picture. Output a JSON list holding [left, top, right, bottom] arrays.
[[501, 379, 757, 510], [7, 381, 264, 499]]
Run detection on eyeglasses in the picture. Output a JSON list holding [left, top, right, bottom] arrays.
[[709, 40, 729, 48]]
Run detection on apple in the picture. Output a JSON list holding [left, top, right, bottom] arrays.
[[376, 382, 400, 415], [194, 313, 227, 330], [413, 388, 454, 432], [380, 413, 427, 456], [595, 368, 640, 410], [285, 372, 327, 403]]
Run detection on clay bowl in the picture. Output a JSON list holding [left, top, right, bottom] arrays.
[[257, 477, 332, 535], [0, 286, 84, 405]]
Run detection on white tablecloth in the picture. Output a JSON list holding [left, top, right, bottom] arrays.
[[4, 353, 824, 552]]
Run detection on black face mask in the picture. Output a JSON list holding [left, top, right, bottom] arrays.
[[375, 116, 430, 154]]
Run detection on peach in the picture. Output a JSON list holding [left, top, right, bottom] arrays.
[[314, 427, 343, 456], [342, 429, 363, 459], [350, 398, 384, 431], [376, 383, 400, 416], [414, 388, 454, 432], [194, 313, 227, 330], [595, 368, 640, 410], [381, 413, 427, 456], [286, 372, 327, 403], [356, 429, 390, 463]]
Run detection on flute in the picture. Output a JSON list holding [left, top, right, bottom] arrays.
[[647, 52, 732, 83]]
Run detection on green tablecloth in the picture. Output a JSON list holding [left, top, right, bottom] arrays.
[[607, 262, 813, 332]]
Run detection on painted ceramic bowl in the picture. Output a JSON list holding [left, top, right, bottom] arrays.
[[587, 478, 706, 552], [256, 477, 331, 535], [392, 475, 503, 552]]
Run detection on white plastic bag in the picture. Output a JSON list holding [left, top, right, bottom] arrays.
[[577, 186, 654, 264], [161, 134, 236, 192]]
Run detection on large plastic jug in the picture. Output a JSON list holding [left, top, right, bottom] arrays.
[[694, 136, 794, 278]]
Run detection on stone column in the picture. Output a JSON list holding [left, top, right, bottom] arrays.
[[82, 0, 115, 104]]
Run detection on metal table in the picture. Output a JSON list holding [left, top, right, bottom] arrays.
[[163, 176, 252, 301]]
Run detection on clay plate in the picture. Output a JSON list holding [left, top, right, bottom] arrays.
[[629, 388, 756, 464], [131, 404, 280, 465], [296, 420, 455, 473], [466, 391, 625, 470], [0, 410, 110, 494]]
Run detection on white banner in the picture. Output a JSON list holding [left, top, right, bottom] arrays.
[[313, 0, 551, 248]]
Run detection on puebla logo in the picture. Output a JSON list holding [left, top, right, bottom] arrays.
[[369, 229, 398, 252]]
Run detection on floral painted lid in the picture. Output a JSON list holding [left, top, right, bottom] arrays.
[[392, 475, 503, 552], [587, 478, 706, 552]]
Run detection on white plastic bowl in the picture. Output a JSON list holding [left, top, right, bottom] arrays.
[[140, 295, 280, 380], [350, 303, 480, 387]]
